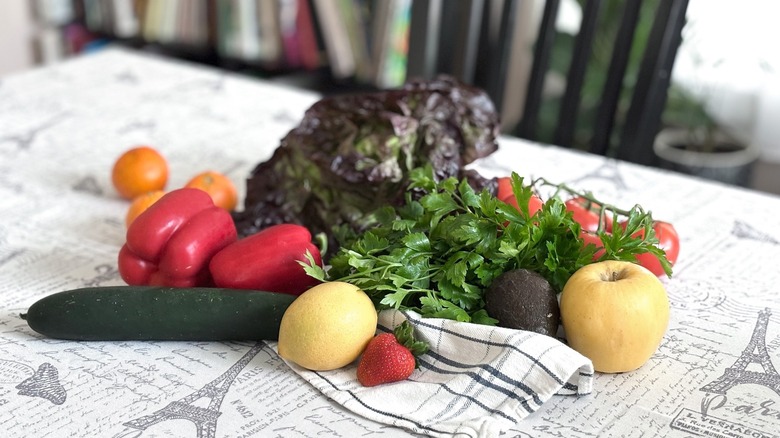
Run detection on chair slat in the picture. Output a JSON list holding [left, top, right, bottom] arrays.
[[407, 0, 444, 80], [449, 0, 485, 84], [618, 0, 689, 165], [516, 0, 561, 140], [590, 0, 643, 156], [554, 0, 603, 148], [487, 0, 520, 112]]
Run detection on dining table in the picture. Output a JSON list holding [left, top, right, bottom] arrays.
[[2, 46, 780, 438]]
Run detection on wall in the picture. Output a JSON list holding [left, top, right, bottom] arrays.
[[0, 0, 36, 76]]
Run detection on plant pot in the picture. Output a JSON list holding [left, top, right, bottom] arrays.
[[653, 128, 760, 187]]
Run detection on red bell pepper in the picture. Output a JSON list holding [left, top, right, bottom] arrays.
[[118, 188, 237, 287], [209, 223, 323, 295]]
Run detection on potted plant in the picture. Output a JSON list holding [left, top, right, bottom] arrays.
[[653, 84, 760, 187]]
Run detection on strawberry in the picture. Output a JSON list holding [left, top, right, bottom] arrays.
[[357, 321, 428, 387]]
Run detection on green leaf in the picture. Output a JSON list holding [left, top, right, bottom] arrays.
[[444, 216, 479, 246], [458, 178, 481, 209], [402, 232, 431, 252], [420, 296, 471, 322], [393, 219, 418, 232], [347, 251, 376, 270], [474, 219, 499, 254], [298, 250, 327, 281], [388, 274, 412, 288], [470, 309, 499, 326], [398, 200, 425, 221], [439, 177, 459, 194], [421, 192, 459, 217], [408, 165, 436, 191], [380, 289, 412, 309], [442, 257, 468, 286], [374, 206, 398, 225], [393, 321, 429, 360], [498, 239, 522, 258], [358, 232, 389, 254]]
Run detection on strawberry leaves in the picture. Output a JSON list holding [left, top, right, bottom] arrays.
[[393, 321, 429, 367]]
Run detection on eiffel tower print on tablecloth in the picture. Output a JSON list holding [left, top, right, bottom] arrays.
[[701, 308, 780, 397], [568, 160, 628, 190], [732, 220, 780, 245], [16, 362, 67, 405], [116, 342, 265, 438]]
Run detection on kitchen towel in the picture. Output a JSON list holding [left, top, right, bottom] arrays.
[[275, 309, 594, 438]]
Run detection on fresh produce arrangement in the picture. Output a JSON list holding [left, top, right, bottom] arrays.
[[303, 168, 675, 325], [23, 78, 682, 388]]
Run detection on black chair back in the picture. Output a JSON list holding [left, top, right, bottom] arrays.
[[406, 0, 689, 166]]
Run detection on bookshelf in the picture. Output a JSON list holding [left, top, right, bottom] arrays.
[[58, 0, 415, 94], [39, 0, 533, 130]]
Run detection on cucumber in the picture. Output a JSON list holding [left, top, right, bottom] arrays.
[[21, 286, 297, 341]]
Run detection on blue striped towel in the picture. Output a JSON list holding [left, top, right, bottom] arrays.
[[277, 310, 594, 437]]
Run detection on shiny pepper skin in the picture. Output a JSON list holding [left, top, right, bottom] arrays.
[[209, 223, 323, 296], [118, 188, 237, 287]]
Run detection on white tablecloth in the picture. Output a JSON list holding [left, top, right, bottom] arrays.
[[2, 47, 780, 438]]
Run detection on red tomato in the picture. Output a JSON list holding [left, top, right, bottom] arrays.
[[580, 231, 606, 260], [620, 220, 680, 276], [502, 193, 543, 218], [565, 197, 610, 232], [497, 176, 513, 200]]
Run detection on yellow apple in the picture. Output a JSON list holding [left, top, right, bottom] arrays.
[[560, 260, 670, 373]]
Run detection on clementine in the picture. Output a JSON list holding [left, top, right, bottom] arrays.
[[184, 171, 238, 211], [111, 146, 168, 200], [125, 190, 166, 228]]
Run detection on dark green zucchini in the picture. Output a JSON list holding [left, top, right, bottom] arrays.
[[21, 286, 297, 341]]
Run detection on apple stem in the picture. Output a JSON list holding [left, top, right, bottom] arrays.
[[601, 269, 626, 282]]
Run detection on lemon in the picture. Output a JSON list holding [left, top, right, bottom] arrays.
[[277, 281, 378, 371]]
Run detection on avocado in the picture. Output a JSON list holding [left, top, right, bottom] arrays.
[[484, 269, 560, 337]]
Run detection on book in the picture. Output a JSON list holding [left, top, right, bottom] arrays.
[[111, 0, 139, 38], [338, 0, 371, 83], [280, 0, 302, 68], [34, 0, 75, 26], [238, 0, 262, 60], [295, 0, 322, 70], [256, 0, 282, 63], [311, 0, 356, 79], [373, 0, 411, 88]]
